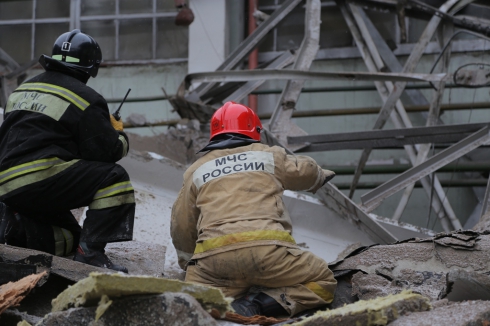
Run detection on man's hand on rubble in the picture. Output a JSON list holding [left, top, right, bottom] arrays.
[[110, 114, 124, 131]]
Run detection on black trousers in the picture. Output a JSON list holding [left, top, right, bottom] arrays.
[[1, 160, 135, 253]]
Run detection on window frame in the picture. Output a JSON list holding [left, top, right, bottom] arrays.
[[0, 0, 187, 65]]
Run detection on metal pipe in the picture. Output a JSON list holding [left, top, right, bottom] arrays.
[[334, 179, 489, 190], [250, 83, 460, 94], [325, 161, 490, 175], [248, 0, 259, 112], [121, 102, 490, 128], [263, 102, 490, 118]]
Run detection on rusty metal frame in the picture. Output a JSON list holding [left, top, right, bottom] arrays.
[[184, 69, 448, 86], [288, 122, 490, 151], [360, 126, 490, 213], [267, 0, 321, 148], [223, 50, 296, 103], [481, 177, 490, 222], [341, 2, 459, 230], [348, 0, 461, 201], [264, 127, 398, 244]]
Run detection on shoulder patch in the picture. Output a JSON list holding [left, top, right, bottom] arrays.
[[192, 151, 275, 189], [6, 91, 70, 121], [16, 82, 89, 111]]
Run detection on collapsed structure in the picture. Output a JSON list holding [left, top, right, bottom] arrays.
[[1, 0, 490, 325]]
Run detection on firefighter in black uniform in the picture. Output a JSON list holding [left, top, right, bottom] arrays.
[[0, 30, 135, 273]]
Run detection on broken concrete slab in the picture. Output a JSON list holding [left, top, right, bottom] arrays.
[[105, 241, 166, 277], [0, 244, 112, 282], [351, 272, 397, 300], [0, 271, 46, 314], [37, 293, 218, 326], [332, 233, 490, 277], [51, 272, 232, 317], [332, 232, 490, 303], [446, 269, 490, 301], [351, 270, 447, 301], [389, 300, 490, 326], [289, 291, 431, 326], [0, 241, 166, 282], [0, 252, 53, 285]]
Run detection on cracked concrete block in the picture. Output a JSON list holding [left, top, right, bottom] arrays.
[[290, 291, 431, 326], [394, 270, 446, 301], [389, 300, 490, 326], [446, 269, 490, 301], [351, 272, 399, 300], [0, 272, 46, 314], [51, 272, 232, 317], [39, 293, 218, 326], [1, 241, 166, 282], [333, 233, 490, 278], [351, 270, 447, 302], [105, 241, 166, 277], [0, 244, 109, 282]]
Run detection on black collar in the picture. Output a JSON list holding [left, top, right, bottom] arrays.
[[197, 134, 259, 153]]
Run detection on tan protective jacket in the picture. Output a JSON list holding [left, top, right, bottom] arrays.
[[171, 143, 333, 270]]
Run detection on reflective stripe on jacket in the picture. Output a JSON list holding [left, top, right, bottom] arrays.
[[171, 143, 330, 270], [0, 71, 129, 184], [0, 158, 78, 197]]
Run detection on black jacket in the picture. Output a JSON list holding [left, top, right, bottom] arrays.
[[0, 71, 129, 173]]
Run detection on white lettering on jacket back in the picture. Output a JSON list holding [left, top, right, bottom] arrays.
[[193, 151, 274, 189]]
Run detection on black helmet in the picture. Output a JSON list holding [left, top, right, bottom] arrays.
[[41, 29, 102, 78]]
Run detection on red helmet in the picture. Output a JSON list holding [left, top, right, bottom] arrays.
[[210, 102, 262, 141]]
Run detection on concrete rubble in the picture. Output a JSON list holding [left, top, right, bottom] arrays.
[[1, 150, 490, 325], [389, 300, 490, 326], [127, 119, 209, 165], [1, 213, 490, 326], [289, 291, 431, 326], [50, 272, 232, 315], [35, 293, 219, 326]]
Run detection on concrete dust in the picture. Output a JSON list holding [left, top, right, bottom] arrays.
[[389, 300, 490, 326], [127, 118, 208, 165], [105, 241, 166, 277]]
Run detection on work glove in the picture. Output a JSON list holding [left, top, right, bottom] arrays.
[[110, 114, 124, 131], [322, 169, 336, 185]]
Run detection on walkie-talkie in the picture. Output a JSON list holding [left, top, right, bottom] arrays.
[[113, 88, 131, 121]]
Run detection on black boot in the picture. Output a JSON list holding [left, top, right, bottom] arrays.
[[232, 292, 288, 317], [231, 293, 261, 317], [73, 241, 128, 273]]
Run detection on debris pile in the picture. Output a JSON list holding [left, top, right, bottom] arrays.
[[2, 230, 490, 325], [127, 118, 209, 165]]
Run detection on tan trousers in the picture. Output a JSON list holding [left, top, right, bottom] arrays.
[[185, 245, 337, 316]]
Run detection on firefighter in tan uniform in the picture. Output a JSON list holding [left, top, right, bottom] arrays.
[[171, 102, 337, 317]]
